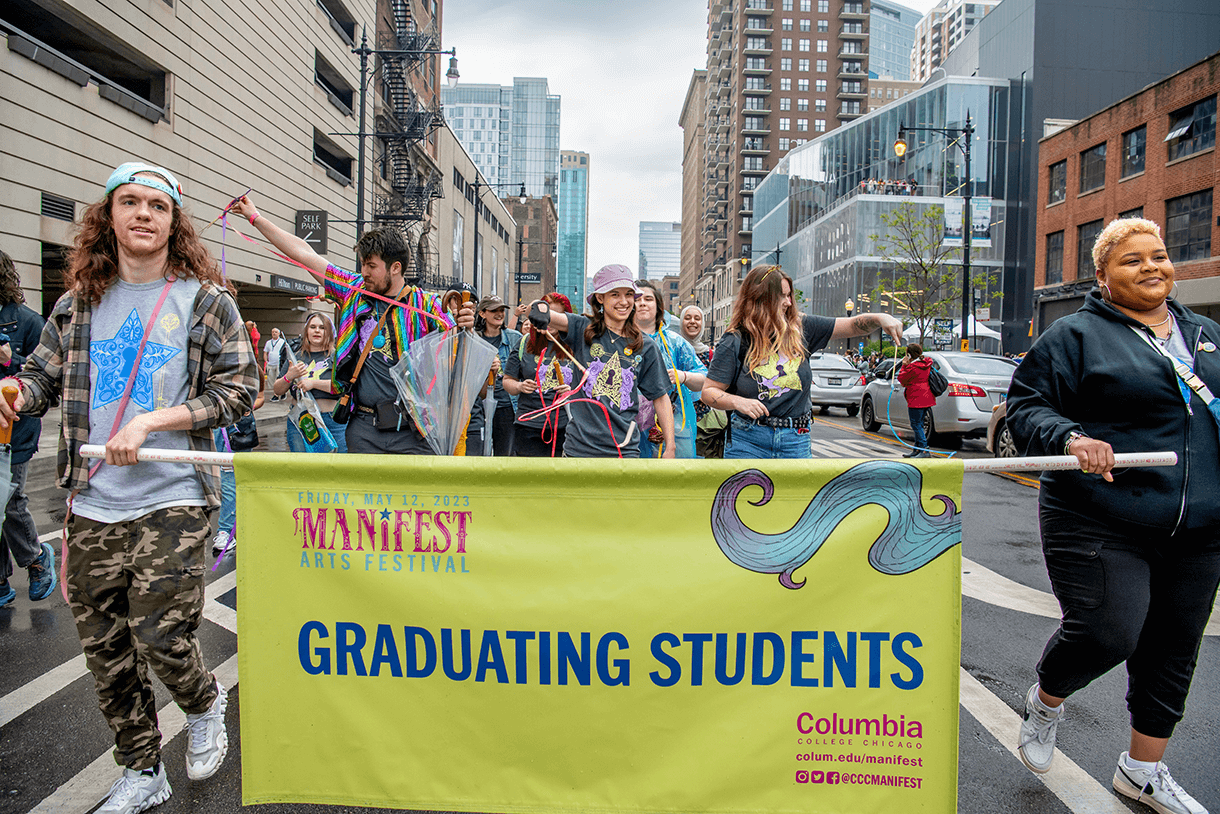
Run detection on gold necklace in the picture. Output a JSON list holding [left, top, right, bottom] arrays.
[[1146, 312, 1171, 328]]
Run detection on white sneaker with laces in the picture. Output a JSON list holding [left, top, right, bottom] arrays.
[[97, 765, 172, 814], [185, 682, 228, 780], [1113, 752, 1209, 814], [1017, 683, 1063, 774], [211, 530, 231, 555]]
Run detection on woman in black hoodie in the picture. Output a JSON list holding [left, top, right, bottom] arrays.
[[1006, 218, 1219, 814]]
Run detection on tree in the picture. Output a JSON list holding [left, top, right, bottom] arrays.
[[868, 201, 993, 345]]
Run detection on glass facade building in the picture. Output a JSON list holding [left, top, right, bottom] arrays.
[[442, 77, 561, 198], [751, 76, 1014, 345], [558, 151, 590, 305], [638, 222, 682, 282], [869, 0, 921, 80]]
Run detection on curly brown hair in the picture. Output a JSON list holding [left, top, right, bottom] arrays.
[[0, 249, 24, 305], [66, 191, 222, 304]]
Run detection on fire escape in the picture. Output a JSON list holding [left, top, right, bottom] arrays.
[[373, 0, 447, 283]]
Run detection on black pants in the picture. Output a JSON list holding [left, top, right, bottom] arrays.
[[1036, 506, 1220, 738], [466, 404, 516, 456], [345, 411, 433, 455], [513, 423, 566, 457]]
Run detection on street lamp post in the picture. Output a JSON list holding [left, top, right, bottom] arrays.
[[894, 112, 974, 351]]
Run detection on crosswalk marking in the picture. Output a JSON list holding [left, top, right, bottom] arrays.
[[810, 438, 901, 458], [0, 570, 238, 729]]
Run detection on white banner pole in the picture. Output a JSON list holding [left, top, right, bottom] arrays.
[[78, 445, 1177, 472]]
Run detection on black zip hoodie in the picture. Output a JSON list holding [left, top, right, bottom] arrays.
[[1007, 291, 1220, 532]]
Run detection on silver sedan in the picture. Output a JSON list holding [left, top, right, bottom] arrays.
[[808, 353, 867, 417], [859, 351, 1017, 447]]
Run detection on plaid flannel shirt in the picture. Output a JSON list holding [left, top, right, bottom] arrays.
[[17, 281, 260, 508]]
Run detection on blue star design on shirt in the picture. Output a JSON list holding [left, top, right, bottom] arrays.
[[91, 309, 181, 412]]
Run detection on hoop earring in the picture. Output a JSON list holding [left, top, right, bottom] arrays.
[[1100, 282, 1113, 304], [1168, 282, 1179, 301]]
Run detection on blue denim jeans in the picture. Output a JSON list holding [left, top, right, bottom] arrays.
[[908, 407, 929, 451], [212, 428, 237, 536], [724, 416, 812, 459]]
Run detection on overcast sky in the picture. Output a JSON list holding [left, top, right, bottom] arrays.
[[443, 0, 941, 282]]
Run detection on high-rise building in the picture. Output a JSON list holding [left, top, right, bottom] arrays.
[[688, 0, 871, 336], [869, 0, 920, 80], [558, 151, 590, 305], [867, 76, 922, 112], [910, 0, 998, 83], [442, 77, 561, 199], [679, 70, 707, 317], [639, 222, 682, 282]]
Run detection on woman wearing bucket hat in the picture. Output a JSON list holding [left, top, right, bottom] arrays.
[[525, 264, 674, 458], [703, 266, 902, 459]]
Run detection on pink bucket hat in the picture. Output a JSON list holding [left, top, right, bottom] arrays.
[[587, 264, 641, 306]]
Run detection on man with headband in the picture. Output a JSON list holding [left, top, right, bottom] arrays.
[[0, 162, 259, 812]]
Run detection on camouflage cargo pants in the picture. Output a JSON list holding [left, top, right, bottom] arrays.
[[66, 505, 219, 771]]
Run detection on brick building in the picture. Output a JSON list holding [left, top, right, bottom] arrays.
[[1034, 50, 1220, 332], [504, 196, 558, 307]]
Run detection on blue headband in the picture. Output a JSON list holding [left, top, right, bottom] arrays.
[[105, 162, 183, 207]]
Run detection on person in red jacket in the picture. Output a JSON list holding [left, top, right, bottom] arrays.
[[897, 342, 936, 458]]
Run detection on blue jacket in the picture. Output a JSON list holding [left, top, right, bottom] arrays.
[[1006, 292, 1220, 532], [0, 302, 44, 465]]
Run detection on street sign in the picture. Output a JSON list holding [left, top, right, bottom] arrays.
[[960, 339, 969, 352], [271, 273, 320, 297], [294, 210, 328, 255], [517, 272, 542, 284], [933, 317, 954, 350]]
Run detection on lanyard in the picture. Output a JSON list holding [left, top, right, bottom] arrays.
[[1128, 325, 1218, 416]]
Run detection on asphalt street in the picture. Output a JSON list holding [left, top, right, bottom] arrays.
[[1, 405, 1216, 814]]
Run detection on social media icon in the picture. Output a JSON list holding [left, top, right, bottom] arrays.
[[827, 771, 841, 785], [795, 771, 810, 783], [810, 771, 825, 784]]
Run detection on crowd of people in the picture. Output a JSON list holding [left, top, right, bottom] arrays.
[[0, 159, 1216, 814], [859, 178, 917, 196]]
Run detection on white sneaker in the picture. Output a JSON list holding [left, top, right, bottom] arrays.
[[184, 681, 228, 780], [1113, 752, 1209, 814], [211, 531, 232, 556], [1017, 683, 1063, 774], [97, 765, 172, 814]]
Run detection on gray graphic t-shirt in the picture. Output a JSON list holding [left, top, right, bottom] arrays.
[[74, 277, 207, 522]]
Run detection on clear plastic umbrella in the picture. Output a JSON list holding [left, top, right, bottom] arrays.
[[391, 328, 497, 456]]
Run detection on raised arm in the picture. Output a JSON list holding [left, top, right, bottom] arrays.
[[230, 195, 329, 278], [831, 312, 904, 344]]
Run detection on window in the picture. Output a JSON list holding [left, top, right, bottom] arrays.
[[780, 78, 792, 90], [815, 119, 826, 132], [782, 18, 793, 29], [780, 98, 791, 110], [815, 59, 827, 72], [741, 216, 753, 231], [744, 157, 765, 171], [779, 138, 791, 150], [746, 37, 769, 50], [1165, 96, 1216, 162], [817, 19, 828, 31], [799, 59, 810, 71], [801, 0, 812, 10], [452, 210, 464, 277], [1165, 190, 1213, 263], [797, 99, 808, 111], [814, 79, 825, 92], [1079, 143, 1106, 193], [801, 19, 813, 31], [747, 57, 768, 70], [744, 116, 765, 130], [782, 0, 793, 9], [746, 76, 767, 89], [782, 38, 793, 50], [317, 0, 357, 45], [745, 97, 768, 111], [818, 0, 829, 11], [800, 39, 811, 51], [815, 99, 826, 112], [1119, 207, 1144, 220], [314, 130, 352, 185], [781, 58, 793, 71], [816, 39, 827, 52], [742, 176, 759, 190], [1047, 160, 1067, 205], [1121, 126, 1145, 177], [779, 118, 791, 130], [797, 119, 808, 131], [747, 16, 769, 29], [3, 6, 168, 121], [1077, 220, 1104, 277], [1045, 232, 1064, 285]]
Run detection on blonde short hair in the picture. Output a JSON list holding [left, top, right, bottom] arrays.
[[1091, 218, 1162, 274]]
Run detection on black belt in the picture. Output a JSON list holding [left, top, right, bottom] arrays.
[[736, 411, 812, 429]]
